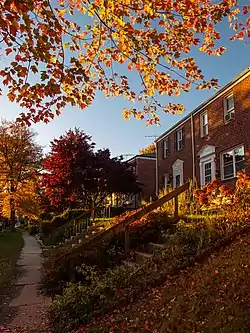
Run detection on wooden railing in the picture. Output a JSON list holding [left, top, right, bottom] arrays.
[[54, 182, 190, 266]]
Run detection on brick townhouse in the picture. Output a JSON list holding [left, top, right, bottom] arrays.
[[126, 153, 156, 208], [156, 68, 250, 193]]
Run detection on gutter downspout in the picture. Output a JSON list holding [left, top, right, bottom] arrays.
[[191, 114, 196, 184], [155, 141, 159, 195]]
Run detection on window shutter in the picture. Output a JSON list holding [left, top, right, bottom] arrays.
[[167, 136, 170, 156], [223, 97, 227, 115], [162, 141, 165, 159], [182, 128, 185, 149], [174, 131, 178, 152]]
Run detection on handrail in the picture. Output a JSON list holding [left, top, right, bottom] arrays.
[[54, 182, 189, 266]]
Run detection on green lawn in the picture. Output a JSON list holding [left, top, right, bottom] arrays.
[[0, 230, 24, 290]]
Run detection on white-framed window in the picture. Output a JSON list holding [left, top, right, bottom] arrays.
[[164, 174, 171, 190], [200, 111, 208, 137], [224, 94, 235, 122], [221, 145, 245, 180], [174, 128, 184, 151], [163, 137, 170, 158], [204, 161, 212, 184]]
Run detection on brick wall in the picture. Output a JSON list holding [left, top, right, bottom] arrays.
[[156, 119, 193, 190], [157, 71, 250, 190], [136, 158, 156, 198], [194, 74, 250, 185]]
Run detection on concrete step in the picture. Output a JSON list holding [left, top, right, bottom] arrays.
[[148, 242, 167, 253], [134, 251, 153, 264], [122, 260, 134, 267]]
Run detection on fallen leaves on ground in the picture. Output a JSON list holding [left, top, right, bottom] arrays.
[[75, 232, 250, 333]]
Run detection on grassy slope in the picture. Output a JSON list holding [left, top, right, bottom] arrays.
[[82, 232, 250, 333], [0, 230, 24, 290]]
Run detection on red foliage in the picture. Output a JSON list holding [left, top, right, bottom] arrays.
[[41, 129, 140, 211], [194, 173, 250, 214]]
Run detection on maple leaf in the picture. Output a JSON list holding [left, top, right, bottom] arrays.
[[0, 0, 250, 125]]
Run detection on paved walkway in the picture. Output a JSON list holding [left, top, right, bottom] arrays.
[[1, 232, 51, 332]]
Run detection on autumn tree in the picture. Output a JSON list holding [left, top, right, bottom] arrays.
[[139, 143, 156, 155], [1, 1, 250, 125], [81, 148, 140, 212], [0, 120, 42, 228], [41, 128, 140, 213], [1, 179, 41, 222], [41, 128, 95, 212]]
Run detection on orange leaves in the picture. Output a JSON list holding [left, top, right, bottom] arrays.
[[128, 63, 133, 71], [58, 8, 67, 18], [123, 109, 130, 120], [0, 0, 250, 126], [236, 31, 244, 40]]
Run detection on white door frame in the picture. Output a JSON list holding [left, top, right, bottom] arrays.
[[198, 145, 216, 186], [172, 159, 184, 188]]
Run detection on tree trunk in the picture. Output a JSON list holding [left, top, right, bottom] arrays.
[[91, 201, 95, 225], [10, 182, 16, 231]]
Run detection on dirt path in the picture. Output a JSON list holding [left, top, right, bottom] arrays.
[[0, 232, 51, 333]]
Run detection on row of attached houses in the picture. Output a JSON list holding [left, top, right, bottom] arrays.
[[155, 68, 250, 192], [114, 68, 250, 209]]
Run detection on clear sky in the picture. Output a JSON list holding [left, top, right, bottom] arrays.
[[0, 21, 249, 158]]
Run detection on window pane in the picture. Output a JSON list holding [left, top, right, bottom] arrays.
[[226, 96, 234, 111], [224, 164, 234, 179], [223, 151, 233, 165], [202, 112, 208, 125], [236, 160, 245, 173], [204, 162, 212, 184], [204, 162, 211, 176], [223, 151, 234, 179], [235, 146, 245, 173], [203, 123, 208, 136], [235, 146, 244, 161], [176, 174, 180, 187], [205, 175, 212, 184]]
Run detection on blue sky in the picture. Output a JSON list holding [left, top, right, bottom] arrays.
[[0, 20, 250, 157]]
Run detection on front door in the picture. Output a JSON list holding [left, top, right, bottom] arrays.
[[175, 174, 181, 187], [200, 158, 215, 186], [172, 159, 184, 188]]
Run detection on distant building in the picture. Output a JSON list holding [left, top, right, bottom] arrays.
[[125, 153, 156, 208]]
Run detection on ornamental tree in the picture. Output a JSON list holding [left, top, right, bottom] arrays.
[[41, 128, 140, 213], [1, 1, 250, 125], [41, 128, 95, 211], [0, 120, 42, 228], [82, 148, 140, 211]]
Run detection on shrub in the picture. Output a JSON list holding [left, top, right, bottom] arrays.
[[40, 212, 174, 297], [50, 216, 249, 333], [28, 223, 39, 235]]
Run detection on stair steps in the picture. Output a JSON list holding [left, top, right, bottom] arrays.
[[147, 242, 167, 253], [134, 251, 153, 263], [122, 260, 134, 267]]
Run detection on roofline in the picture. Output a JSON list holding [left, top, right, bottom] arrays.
[[156, 67, 250, 143], [126, 155, 156, 163]]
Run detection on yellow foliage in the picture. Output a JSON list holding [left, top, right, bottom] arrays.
[[138, 143, 155, 155], [0, 180, 41, 221]]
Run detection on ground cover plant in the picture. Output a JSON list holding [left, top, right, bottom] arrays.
[[48, 173, 250, 332], [0, 230, 24, 291]]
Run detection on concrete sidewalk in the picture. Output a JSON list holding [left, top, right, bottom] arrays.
[[8, 232, 50, 332]]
